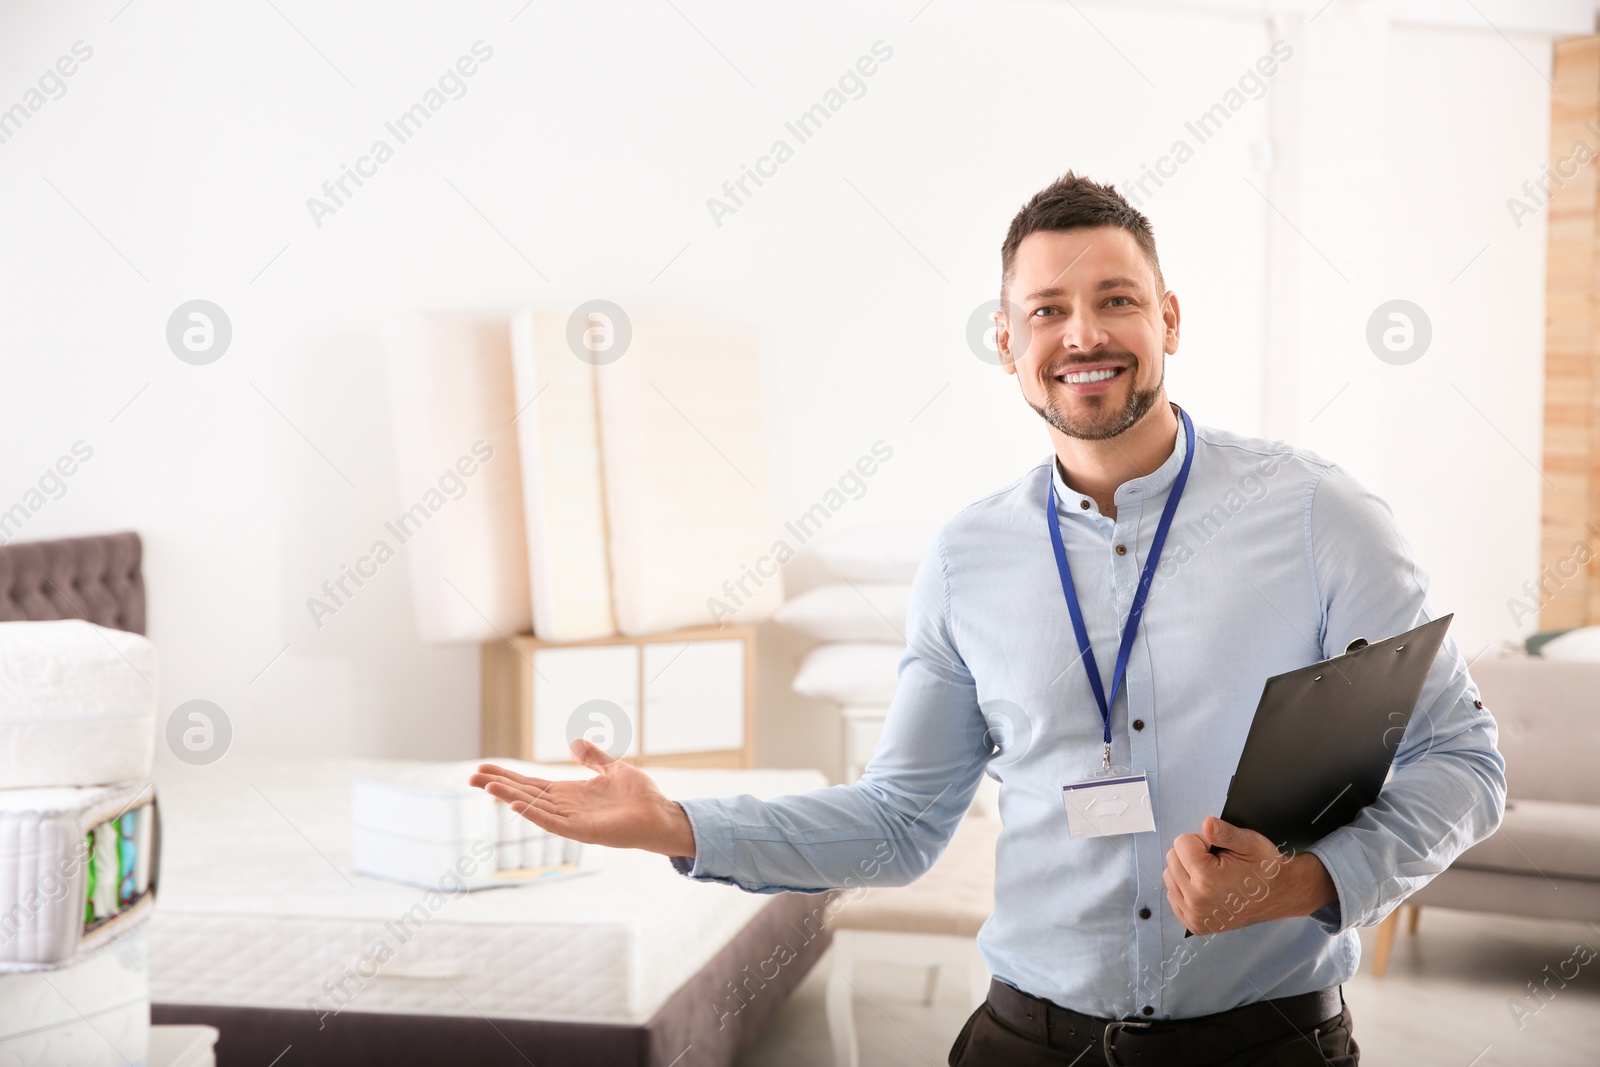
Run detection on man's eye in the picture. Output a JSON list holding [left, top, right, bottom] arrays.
[[1032, 306, 1059, 318], [1106, 296, 1133, 307]]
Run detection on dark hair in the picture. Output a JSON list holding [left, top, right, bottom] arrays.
[[1000, 171, 1163, 304]]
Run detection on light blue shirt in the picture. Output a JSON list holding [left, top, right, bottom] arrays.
[[671, 407, 1505, 1019]]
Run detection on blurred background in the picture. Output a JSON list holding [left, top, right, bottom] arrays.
[[1, 2, 1597, 1064]]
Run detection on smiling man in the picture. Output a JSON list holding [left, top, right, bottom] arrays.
[[471, 172, 1505, 1066]]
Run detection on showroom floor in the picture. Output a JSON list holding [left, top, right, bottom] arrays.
[[739, 910, 1600, 1066]]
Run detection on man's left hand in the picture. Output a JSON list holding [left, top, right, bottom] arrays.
[[1163, 816, 1338, 935]]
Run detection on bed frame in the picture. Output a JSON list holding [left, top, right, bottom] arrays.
[[1, 530, 833, 1066], [0, 530, 145, 633]]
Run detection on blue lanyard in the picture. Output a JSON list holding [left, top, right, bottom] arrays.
[[1046, 407, 1196, 771]]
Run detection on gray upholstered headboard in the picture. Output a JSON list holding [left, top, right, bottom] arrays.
[[0, 531, 145, 635]]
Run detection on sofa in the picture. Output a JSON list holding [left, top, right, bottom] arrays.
[[1371, 655, 1600, 975]]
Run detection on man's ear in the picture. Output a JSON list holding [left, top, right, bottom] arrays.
[[994, 311, 1017, 375], [1162, 289, 1181, 356]]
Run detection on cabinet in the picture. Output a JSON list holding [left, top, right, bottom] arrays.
[[481, 625, 755, 768]]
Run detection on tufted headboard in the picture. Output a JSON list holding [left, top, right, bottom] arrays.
[[0, 531, 145, 635]]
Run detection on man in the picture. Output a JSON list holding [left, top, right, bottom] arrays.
[[471, 172, 1506, 1065]]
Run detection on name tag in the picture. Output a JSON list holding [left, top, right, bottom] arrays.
[[1062, 773, 1156, 839]]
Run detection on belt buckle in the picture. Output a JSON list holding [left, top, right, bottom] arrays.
[[1102, 1018, 1156, 1067]]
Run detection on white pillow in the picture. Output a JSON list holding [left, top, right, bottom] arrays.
[[1539, 626, 1600, 661], [792, 643, 904, 705], [815, 525, 937, 582], [774, 583, 912, 642]]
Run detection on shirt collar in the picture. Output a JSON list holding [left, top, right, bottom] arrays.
[[1050, 403, 1190, 513]]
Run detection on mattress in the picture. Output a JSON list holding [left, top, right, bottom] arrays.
[[381, 312, 532, 645], [146, 759, 828, 1026], [0, 619, 157, 788], [594, 316, 784, 635], [350, 765, 591, 890], [509, 309, 616, 641], [0, 929, 150, 1067], [0, 781, 158, 970]]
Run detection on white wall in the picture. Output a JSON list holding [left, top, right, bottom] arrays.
[[0, 0, 1579, 777]]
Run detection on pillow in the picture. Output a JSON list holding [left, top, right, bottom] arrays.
[[1525, 629, 1573, 657], [792, 643, 904, 705], [773, 583, 912, 642], [814, 525, 937, 582], [1537, 626, 1600, 661]]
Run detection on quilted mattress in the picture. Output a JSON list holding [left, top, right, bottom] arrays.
[[146, 759, 827, 1025], [0, 929, 150, 1066], [0, 619, 157, 788], [0, 781, 157, 970]]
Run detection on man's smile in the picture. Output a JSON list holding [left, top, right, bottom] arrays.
[[1053, 362, 1129, 394]]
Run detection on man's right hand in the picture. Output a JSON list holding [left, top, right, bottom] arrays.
[[468, 740, 697, 859]]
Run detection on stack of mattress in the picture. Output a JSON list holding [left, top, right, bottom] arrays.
[[0, 929, 151, 1065], [351, 763, 591, 890], [0, 619, 161, 1066], [383, 309, 783, 644]]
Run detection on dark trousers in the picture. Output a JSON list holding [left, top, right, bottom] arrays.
[[948, 979, 1359, 1066]]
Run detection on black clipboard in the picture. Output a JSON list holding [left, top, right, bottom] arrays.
[[1182, 613, 1452, 936]]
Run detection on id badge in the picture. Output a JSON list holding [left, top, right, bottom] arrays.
[[1062, 773, 1156, 839]]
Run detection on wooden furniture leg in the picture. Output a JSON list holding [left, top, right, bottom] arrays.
[[1371, 907, 1401, 977], [1406, 904, 1420, 934]]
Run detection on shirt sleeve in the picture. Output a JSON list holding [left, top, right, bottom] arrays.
[[1300, 463, 1507, 933], [667, 529, 992, 894]]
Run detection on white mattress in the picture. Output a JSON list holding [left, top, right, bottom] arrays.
[[595, 316, 785, 635], [145, 759, 827, 1025], [509, 309, 616, 641], [381, 312, 532, 645], [0, 930, 150, 1067], [0, 781, 157, 970], [0, 620, 157, 788]]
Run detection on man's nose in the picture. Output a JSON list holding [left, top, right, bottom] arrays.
[[1057, 311, 1109, 354]]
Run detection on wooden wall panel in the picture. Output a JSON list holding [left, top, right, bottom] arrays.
[[1541, 38, 1600, 629]]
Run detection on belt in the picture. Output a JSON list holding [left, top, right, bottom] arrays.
[[984, 978, 1343, 1066]]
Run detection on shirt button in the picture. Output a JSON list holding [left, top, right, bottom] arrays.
[[1473, 699, 1484, 709], [1132, 719, 1145, 731], [1141, 1005, 1155, 1016], [1079, 499, 1090, 510], [1115, 544, 1127, 555], [1139, 906, 1152, 919]]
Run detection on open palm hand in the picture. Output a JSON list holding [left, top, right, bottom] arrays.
[[468, 740, 696, 857]]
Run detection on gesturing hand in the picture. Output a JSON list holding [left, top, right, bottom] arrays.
[[1163, 816, 1337, 935], [468, 740, 697, 858]]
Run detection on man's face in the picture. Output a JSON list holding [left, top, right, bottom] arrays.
[[997, 226, 1179, 441]]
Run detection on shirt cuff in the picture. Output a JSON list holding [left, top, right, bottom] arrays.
[[663, 797, 746, 887], [1303, 829, 1379, 935]]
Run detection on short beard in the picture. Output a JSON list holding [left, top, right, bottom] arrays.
[[1028, 362, 1163, 442]]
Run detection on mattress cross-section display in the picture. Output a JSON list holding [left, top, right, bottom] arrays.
[[351, 771, 589, 891], [0, 781, 159, 970]]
